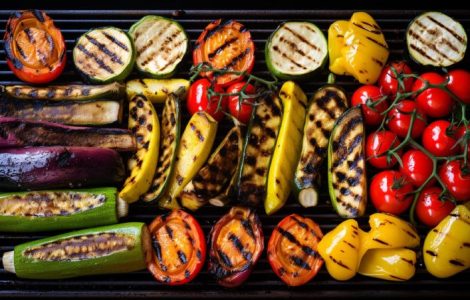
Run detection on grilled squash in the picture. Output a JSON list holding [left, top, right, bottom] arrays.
[[126, 78, 189, 104]]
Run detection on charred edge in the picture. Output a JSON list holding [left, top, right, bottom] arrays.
[[390, 275, 406, 281], [33, 10, 45, 22], [85, 34, 124, 65], [277, 227, 316, 257], [329, 255, 350, 270], [208, 37, 238, 60], [102, 31, 129, 52], [290, 255, 311, 271], [76, 44, 115, 74]]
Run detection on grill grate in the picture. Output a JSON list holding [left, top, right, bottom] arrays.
[[1, 8, 469, 299]]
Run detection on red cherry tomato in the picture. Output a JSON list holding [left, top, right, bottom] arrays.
[[422, 120, 458, 157], [416, 186, 456, 227], [187, 78, 227, 121], [378, 61, 414, 97], [446, 69, 470, 104], [227, 82, 256, 124], [412, 72, 454, 118], [369, 170, 414, 215], [456, 125, 470, 153], [439, 160, 470, 202], [365, 130, 401, 169], [400, 149, 435, 188], [387, 100, 427, 139], [351, 85, 388, 127]]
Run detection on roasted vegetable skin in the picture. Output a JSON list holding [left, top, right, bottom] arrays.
[[126, 78, 189, 103], [2, 222, 151, 279], [0, 187, 127, 232]]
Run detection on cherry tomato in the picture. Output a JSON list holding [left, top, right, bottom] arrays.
[[422, 120, 458, 157], [439, 160, 470, 202], [387, 100, 427, 139], [187, 78, 227, 121], [456, 125, 470, 153], [365, 130, 401, 169], [370, 170, 414, 215], [351, 85, 388, 127], [378, 61, 414, 97], [400, 149, 435, 188], [412, 72, 454, 118], [416, 186, 456, 227], [227, 82, 255, 124], [446, 69, 470, 104]]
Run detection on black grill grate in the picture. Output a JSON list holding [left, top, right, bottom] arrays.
[[1, 9, 470, 299]]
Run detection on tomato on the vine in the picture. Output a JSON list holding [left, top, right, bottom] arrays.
[[456, 125, 470, 153], [446, 69, 470, 105], [378, 61, 414, 97], [365, 130, 401, 169], [387, 100, 427, 139], [400, 149, 435, 188], [416, 186, 456, 227], [369, 170, 414, 215], [351, 85, 388, 127], [422, 120, 458, 157], [412, 72, 454, 118], [439, 160, 470, 202], [187, 78, 228, 121], [227, 82, 256, 124]]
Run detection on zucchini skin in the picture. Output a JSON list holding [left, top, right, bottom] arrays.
[[9, 222, 150, 279], [0, 187, 122, 232]]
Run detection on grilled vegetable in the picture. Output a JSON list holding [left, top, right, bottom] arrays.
[[193, 19, 255, 86], [0, 117, 136, 152], [0, 187, 127, 232], [407, 12, 467, 67], [294, 83, 348, 207], [126, 78, 189, 103], [265, 81, 307, 215], [358, 248, 417, 281], [2, 222, 151, 279], [237, 94, 282, 207], [158, 112, 217, 210], [329, 12, 389, 84], [0, 99, 123, 126], [119, 95, 160, 203], [423, 203, 470, 278], [73, 27, 135, 83], [129, 16, 188, 78], [2, 82, 124, 101], [267, 214, 324, 286], [0, 147, 125, 191], [147, 210, 206, 285], [3, 10, 66, 84], [142, 93, 181, 202], [180, 124, 243, 211], [328, 107, 367, 218], [265, 21, 327, 80], [208, 207, 264, 287]]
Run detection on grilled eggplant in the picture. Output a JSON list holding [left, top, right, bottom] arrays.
[[407, 12, 467, 67], [237, 94, 283, 207], [0, 99, 122, 126], [0, 187, 128, 232], [294, 84, 348, 208], [265, 21, 328, 80], [0, 147, 125, 191], [328, 107, 367, 218], [73, 27, 135, 83], [2, 82, 124, 101], [179, 124, 243, 211], [129, 16, 188, 78], [0, 117, 135, 151], [142, 93, 181, 202], [2, 222, 151, 279], [126, 78, 189, 104]]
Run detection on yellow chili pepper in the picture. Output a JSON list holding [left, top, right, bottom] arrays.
[[358, 248, 416, 281]]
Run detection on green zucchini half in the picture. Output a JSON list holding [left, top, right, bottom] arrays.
[[73, 27, 136, 83], [265, 21, 328, 80], [129, 16, 188, 78]]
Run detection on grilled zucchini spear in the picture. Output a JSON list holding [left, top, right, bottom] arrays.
[[294, 81, 348, 207], [328, 107, 367, 218], [265, 81, 307, 215], [158, 112, 218, 210], [126, 79, 189, 104]]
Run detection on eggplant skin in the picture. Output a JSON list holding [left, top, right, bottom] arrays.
[[0, 147, 125, 191]]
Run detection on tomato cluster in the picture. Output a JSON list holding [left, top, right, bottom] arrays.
[[358, 62, 470, 227]]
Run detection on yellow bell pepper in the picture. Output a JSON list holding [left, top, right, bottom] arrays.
[[358, 248, 416, 281], [423, 202, 470, 278], [328, 12, 389, 84]]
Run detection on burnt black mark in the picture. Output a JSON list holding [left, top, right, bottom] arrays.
[[165, 225, 174, 240], [329, 255, 350, 270], [276, 227, 317, 257], [177, 250, 188, 265], [449, 259, 465, 267], [352, 22, 381, 34], [372, 238, 389, 246], [290, 255, 311, 271], [208, 37, 238, 60], [84, 34, 124, 65], [217, 249, 233, 268], [426, 250, 437, 257], [102, 31, 129, 51], [241, 219, 255, 239], [228, 233, 252, 261], [33, 10, 45, 22], [76, 44, 114, 74], [221, 47, 251, 71]]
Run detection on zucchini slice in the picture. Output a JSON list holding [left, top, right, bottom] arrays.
[[129, 16, 188, 78], [407, 12, 467, 67], [328, 107, 367, 218], [265, 21, 327, 80], [73, 27, 135, 83]]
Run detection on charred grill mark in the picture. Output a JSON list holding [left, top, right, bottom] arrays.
[[204, 19, 233, 41], [278, 36, 318, 64], [155, 49, 184, 71], [290, 255, 311, 270], [403, 229, 419, 240], [365, 36, 388, 49], [290, 215, 308, 229], [241, 219, 255, 240], [177, 250, 188, 265], [372, 238, 389, 246], [102, 32, 129, 51], [411, 22, 457, 61], [15, 40, 27, 60], [449, 259, 465, 266], [283, 26, 320, 51], [463, 242, 470, 248], [401, 257, 414, 266], [343, 240, 356, 249], [221, 47, 250, 70], [152, 236, 167, 271], [371, 57, 384, 67], [228, 233, 252, 261], [136, 40, 153, 56], [426, 15, 466, 44], [352, 22, 381, 34], [165, 225, 174, 240], [217, 249, 233, 268], [272, 45, 307, 70], [277, 227, 317, 257], [390, 275, 406, 281], [24, 28, 35, 44], [76, 44, 114, 74], [33, 10, 45, 22], [408, 39, 438, 63], [208, 37, 238, 60], [85, 34, 123, 65], [185, 270, 190, 279], [329, 255, 350, 270], [426, 250, 437, 257]]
